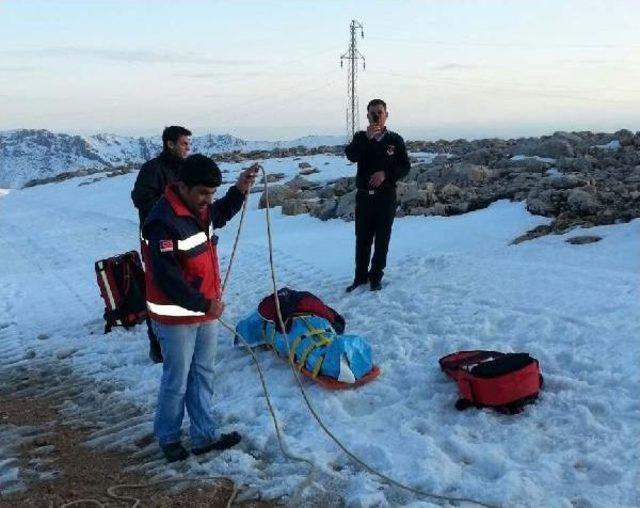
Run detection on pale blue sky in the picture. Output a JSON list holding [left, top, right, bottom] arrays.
[[1, 0, 639, 140]]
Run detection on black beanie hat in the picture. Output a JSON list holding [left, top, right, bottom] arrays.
[[179, 154, 222, 188]]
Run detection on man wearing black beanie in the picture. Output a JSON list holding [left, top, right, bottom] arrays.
[[141, 154, 257, 462]]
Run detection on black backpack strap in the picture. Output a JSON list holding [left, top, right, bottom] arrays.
[[455, 398, 475, 411], [439, 350, 504, 378]]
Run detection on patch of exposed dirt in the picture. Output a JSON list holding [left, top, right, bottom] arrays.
[[0, 362, 273, 508]]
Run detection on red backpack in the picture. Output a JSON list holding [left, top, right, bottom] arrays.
[[95, 251, 148, 333], [258, 287, 346, 334], [439, 350, 543, 414]]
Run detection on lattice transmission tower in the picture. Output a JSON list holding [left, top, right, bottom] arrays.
[[340, 20, 365, 141]]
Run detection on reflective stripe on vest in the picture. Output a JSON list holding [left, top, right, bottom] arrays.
[[140, 232, 207, 252], [177, 232, 207, 251], [147, 301, 205, 317]]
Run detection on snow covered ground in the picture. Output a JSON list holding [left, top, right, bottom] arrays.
[[0, 154, 638, 507]]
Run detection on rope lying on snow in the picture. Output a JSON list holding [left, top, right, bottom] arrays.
[[61, 477, 238, 508], [217, 164, 498, 508], [62, 164, 497, 508]]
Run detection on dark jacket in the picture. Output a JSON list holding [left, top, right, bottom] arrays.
[[141, 183, 244, 325], [131, 151, 183, 224], [345, 130, 411, 192]]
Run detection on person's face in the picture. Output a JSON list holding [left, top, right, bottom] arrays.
[[367, 104, 388, 127], [178, 183, 217, 215], [167, 135, 191, 159]]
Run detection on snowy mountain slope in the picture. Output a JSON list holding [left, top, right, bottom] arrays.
[[0, 156, 638, 507], [0, 129, 344, 188]]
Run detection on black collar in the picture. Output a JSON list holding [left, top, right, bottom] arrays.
[[160, 150, 183, 169]]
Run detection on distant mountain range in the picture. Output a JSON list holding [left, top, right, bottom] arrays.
[[0, 129, 344, 188]]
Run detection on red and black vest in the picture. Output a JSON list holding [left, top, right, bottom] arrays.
[[141, 185, 224, 325]]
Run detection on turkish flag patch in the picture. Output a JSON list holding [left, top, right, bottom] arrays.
[[159, 239, 174, 252]]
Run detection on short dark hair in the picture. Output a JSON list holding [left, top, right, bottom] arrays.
[[179, 154, 222, 189], [162, 126, 191, 150], [367, 99, 387, 111]]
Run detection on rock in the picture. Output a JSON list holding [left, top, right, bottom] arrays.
[[310, 198, 338, 221], [527, 196, 557, 216], [406, 164, 426, 181], [416, 162, 492, 188], [260, 172, 285, 184], [298, 161, 312, 169], [258, 184, 297, 208], [431, 154, 450, 165], [566, 235, 602, 245], [404, 206, 431, 216], [318, 186, 335, 199], [299, 189, 320, 200], [518, 138, 575, 158], [615, 129, 635, 147], [281, 199, 311, 216], [439, 183, 463, 202], [555, 157, 594, 172], [462, 148, 505, 166], [332, 177, 356, 196], [553, 131, 586, 147], [299, 167, 319, 176], [396, 181, 436, 208], [541, 174, 585, 190], [285, 175, 315, 191], [567, 189, 602, 215], [512, 224, 554, 244], [508, 173, 544, 194], [423, 203, 448, 216], [334, 190, 357, 220], [505, 157, 552, 172], [446, 202, 469, 214]]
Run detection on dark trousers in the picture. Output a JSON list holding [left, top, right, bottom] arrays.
[[147, 316, 159, 346], [140, 235, 161, 353], [354, 189, 397, 283]]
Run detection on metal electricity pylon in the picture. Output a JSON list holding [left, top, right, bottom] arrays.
[[340, 20, 365, 141]]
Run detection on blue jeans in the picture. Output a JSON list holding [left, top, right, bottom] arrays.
[[152, 320, 218, 448]]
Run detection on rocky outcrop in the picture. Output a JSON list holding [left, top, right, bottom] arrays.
[[258, 129, 640, 242]]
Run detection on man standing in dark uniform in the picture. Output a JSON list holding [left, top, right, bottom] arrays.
[[344, 99, 410, 292], [132, 125, 192, 362]]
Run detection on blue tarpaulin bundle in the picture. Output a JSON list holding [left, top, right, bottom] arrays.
[[235, 311, 376, 386]]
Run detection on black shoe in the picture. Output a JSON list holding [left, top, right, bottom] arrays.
[[149, 340, 163, 364], [345, 278, 368, 293], [192, 432, 242, 456], [370, 280, 382, 291], [161, 442, 189, 462]]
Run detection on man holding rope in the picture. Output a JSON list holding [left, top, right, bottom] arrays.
[[141, 154, 257, 462]]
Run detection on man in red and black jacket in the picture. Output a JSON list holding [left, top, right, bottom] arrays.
[[344, 98, 410, 292], [141, 154, 257, 462]]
